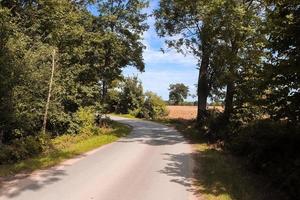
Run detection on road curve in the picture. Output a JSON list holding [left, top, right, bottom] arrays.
[[0, 116, 197, 200]]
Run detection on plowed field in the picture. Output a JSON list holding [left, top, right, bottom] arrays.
[[167, 106, 224, 119]]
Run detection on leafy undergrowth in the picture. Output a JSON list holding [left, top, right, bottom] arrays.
[[193, 143, 286, 200], [156, 118, 285, 200], [0, 121, 131, 177]]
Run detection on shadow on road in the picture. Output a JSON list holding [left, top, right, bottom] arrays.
[[0, 167, 67, 198], [158, 148, 286, 200], [159, 153, 194, 189], [115, 119, 187, 146]]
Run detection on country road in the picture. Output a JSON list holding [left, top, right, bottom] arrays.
[[0, 116, 197, 200]]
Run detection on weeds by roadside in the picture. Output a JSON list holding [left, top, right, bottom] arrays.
[[0, 121, 131, 177]]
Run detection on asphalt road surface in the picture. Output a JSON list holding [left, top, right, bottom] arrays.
[[0, 116, 197, 200]]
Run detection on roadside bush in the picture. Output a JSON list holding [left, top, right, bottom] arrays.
[[97, 115, 112, 129], [131, 92, 168, 119], [0, 135, 49, 164], [145, 92, 168, 119], [52, 133, 90, 150], [129, 107, 146, 118], [116, 77, 144, 114], [197, 110, 234, 143], [229, 120, 300, 198], [47, 109, 72, 136], [70, 106, 101, 135], [205, 111, 226, 139]]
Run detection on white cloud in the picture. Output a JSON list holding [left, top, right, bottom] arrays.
[[123, 0, 199, 101], [141, 13, 198, 68], [143, 47, 198, 68], [123, 68, 198, 101]]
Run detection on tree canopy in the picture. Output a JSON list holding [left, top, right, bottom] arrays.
[[168, 83, 189, 105], [0, 0, 149, 143], [155, 0, 300, 197]]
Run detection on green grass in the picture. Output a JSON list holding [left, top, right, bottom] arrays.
[[109, 113, 137, 119], [192, 143, 279, 200], [156, 118, 283, 200], [0, 121, 131, 177]]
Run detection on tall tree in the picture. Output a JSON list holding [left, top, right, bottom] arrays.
[[155, 0, 224, 123], [0, 6, 27, 142], [262, 0, 300, 123], [0, 0, 102, 139], [117, 76, 144, 114], [168, 83, 189, 105], [209, 0, 265, 122], [95, 0, 149, 102]]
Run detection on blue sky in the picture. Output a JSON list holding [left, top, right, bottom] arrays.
[[88, 1, 199, 101]]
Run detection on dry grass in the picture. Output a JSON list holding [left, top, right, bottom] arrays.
[[167, 106, 224, 119]]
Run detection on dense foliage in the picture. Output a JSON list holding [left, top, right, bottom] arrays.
[[115, 77, 145, 114], [168, 83, 189, 105], [136, 91, 168, 119], [107, 77, 168, 119], [0, 0, 148, 163], [0, 0, 299, 197], [229, 121, 300, 199]]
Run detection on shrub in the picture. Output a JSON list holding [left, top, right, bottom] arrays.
[[0, 135, 48, 164], [97, 115, 112, 129], [115, 77, 144, 114], [70, 106, 101, 135], [229, 120, 300, 198], [131, 92, 168, 119], [197, 110, 232, 142]]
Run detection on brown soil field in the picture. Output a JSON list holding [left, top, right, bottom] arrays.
[[167, 106, 197, 119], [167, 105, 224, 119]]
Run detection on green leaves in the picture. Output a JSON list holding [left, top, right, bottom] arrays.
[[261, 0, 300, 123], [0, 0, 149, 143], [168, 83, 189, 105], [96, 0, 148, 69]]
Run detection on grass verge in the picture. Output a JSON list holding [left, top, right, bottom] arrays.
[[0, 121, 131, 177], [109, 113, 136, 119], [155, 118, 284, 200]]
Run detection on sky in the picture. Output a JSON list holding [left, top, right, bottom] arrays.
[[88, 1, 199, 101]]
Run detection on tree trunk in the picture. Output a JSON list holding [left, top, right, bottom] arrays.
[[0, 130, 3, 145], [197, 49, 210, 123], [101, 42, 112, 103], [102, 79, 108, 102], [42, 49, 56, 135], [224, 81, 234, 122], [224, 42, 238, 122]]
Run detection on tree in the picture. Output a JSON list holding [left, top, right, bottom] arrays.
[[0, 0, 154, 164], [155, 0, 226, 123], [106, 77, 167, 119], [117, 76, 144, 114], [0, 6, 27, 142], [0, 2, 59, 141], [261, 0, 300, 123], [168, 83, 189, 105], [95, 0, 149, 102], [142, 92, 168, 119], [208, 0, 265, 122]]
